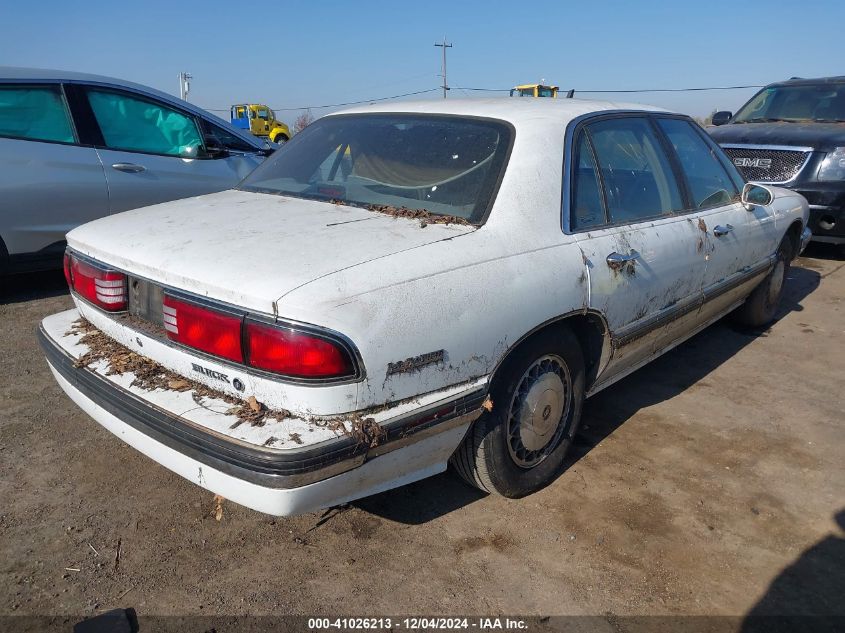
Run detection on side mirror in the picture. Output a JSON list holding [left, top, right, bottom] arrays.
[[711, 111, 733, 126], [203, 134, 229, 159], [741, 183, 773, 210]]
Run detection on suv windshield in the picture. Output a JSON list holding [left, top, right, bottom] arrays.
[[733, 83, 845, 123], [238, 114, 512, 223]]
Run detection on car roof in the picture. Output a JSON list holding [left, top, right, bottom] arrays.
[[0, 66, 262, 148], [329, 97, 671, 126], [770, 75, 845, 87]]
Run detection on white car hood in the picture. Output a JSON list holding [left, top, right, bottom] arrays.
[[67, 189, 475, 315]]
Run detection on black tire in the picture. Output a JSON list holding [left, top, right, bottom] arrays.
[[0, 236, 8, 276], [451, 326, 585, 498], [733, 238, 791, 327], [274, 134, 288, 145]]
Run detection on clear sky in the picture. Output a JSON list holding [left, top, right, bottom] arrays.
[[2, 0, 844, 122]]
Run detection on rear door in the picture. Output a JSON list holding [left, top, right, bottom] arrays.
[[71, 85, 262, 214], [568, 115, 707, 385], [0, 82, 108, 260]]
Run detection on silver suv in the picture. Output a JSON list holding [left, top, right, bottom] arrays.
[[0, 67, 271, 274]]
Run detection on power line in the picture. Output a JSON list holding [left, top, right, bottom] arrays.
[[574, 84, 765, 93], [203, 87, 440, 112], [201, 83, 766, 114], [452, 84, 765, 94]]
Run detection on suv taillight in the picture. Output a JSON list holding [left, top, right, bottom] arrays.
[[65, 252, 127, 312]]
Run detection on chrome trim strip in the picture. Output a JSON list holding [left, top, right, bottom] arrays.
[[612, 255, 774, 348]]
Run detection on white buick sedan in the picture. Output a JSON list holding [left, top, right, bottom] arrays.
[[40, 99, 811, 516]]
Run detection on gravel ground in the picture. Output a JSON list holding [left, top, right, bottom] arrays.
[[0, 244, 843, 632]]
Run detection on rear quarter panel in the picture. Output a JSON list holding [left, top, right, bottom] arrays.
[[276, 229, 591, 408]]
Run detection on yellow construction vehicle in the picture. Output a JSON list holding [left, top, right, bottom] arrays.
[[230, 104, 291, 144], [510, 83, 559, 98]]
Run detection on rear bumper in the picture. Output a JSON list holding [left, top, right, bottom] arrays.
[[39, 321, 484, 516]]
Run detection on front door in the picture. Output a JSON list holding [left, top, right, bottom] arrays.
[[81, 86, 261, 214]]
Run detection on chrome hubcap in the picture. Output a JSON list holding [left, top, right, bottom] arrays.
[[506, 355, 571, 468], [767, 260, 785, 305]]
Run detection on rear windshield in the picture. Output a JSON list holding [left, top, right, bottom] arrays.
[[238, 114, 513, 223], [733, 83, 845, 123]]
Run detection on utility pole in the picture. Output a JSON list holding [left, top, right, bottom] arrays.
[[178, 71, 193, 101], [434, 37, 452, 99]]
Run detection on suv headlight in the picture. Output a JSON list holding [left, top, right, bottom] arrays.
[[817, 147, 845, 181]]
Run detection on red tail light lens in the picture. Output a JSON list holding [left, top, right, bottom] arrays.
[[63, 252, 73, 288], [162, 296, 244, 363], [246, 321, 353, 378], [68, 256, 127, 311]]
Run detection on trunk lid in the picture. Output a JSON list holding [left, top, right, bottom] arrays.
[[67, 189, 474, 314]]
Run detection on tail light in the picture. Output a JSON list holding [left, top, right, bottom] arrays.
[[63, 252, 73, 288], [63, 249, 359, 381], [162, 296, 244, 363], [246, 321, 353, 378], [65, 253, 127, 312], [163, 295, 355, 379]]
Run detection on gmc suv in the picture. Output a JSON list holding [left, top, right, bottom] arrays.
[[709, 75, 845, 251]]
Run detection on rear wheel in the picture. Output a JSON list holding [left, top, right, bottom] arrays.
[[451, 327, 585, 497], [0, 237, 8, 276], [733, 238, 791, 327]]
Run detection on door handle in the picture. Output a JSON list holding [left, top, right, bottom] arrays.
[[606, 249, 639, 271], [713, 224, 734, 237], [111, 163, 146, 173]]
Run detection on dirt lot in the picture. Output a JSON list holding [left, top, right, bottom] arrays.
[[1, 245, 843, 630]]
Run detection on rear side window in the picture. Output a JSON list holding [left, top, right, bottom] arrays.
[[0, 85, 74, 143], [86, 89, 202, 157], [587, 117, 683, 223], [571, 134, 606, 230], [657, 118, 739, 208]]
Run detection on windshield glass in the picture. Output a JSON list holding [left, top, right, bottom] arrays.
[[733, 83, 845, 123], [239, 114, 512, 223]]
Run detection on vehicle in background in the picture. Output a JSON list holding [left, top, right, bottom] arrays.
[[510, 83, 559, 98], [708, 76, 845, 251], [0, 67, 272, 275], [40, 99, 810, 517], [230, 104, 291, 144]]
